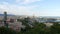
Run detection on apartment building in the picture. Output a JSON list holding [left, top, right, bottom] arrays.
[[0, 15, 23, 31]]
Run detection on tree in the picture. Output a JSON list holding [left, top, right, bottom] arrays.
[[0, 26, 17, 34], [50, 23, 60, 34], [20, 23, 46, 34]]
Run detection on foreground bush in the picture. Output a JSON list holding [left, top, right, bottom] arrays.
[[0, 26, 17, 34], [0, 23, 60, 34]]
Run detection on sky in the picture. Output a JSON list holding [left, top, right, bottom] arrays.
[[0, 0, 60, 16]]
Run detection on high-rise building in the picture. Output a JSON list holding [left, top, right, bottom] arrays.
[[4, 11, 8, 28]]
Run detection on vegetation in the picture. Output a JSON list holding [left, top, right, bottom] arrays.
[[18, 23, 60, 34], [0, 26, 17, 34], [0, 18, 60, 34]]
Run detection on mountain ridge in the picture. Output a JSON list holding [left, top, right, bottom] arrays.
[[0, 14, 15, 16]]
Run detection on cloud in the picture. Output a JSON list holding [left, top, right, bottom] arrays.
[[15, 0, 41, 4], [0, 2, 39, 16]]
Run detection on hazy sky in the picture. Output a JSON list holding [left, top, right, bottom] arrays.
[[0, 0, 60, 16]]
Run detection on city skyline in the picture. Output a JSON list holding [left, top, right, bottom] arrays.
[[0, 0, 60, 16]]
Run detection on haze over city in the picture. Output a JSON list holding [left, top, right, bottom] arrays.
[[0, 0, 60, 16], [0, 0, 60, 34]]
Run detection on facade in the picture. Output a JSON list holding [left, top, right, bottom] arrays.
[[0, 15, 23, 31]]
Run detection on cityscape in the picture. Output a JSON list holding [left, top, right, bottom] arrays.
[[0, 0, 60, 34], [0, 12, 60, 34]]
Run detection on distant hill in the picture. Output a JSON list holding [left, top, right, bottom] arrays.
[[40, 16, 60, 18], [0, 14, 15, 16]]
